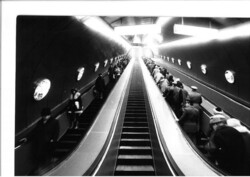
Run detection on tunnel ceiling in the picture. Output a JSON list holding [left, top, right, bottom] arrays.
[[102, 16, 250, 44]]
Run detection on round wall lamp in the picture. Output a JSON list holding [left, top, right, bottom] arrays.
[[201, 64, 207, 74], [77, 67, 85, 81], [94, 62, 100, 72], [178, 59, 182, 65], [104, 59, 108, 67], [187, 61, 192, 69], [33, 78, 51, 101], [225, 70, 235, 84]]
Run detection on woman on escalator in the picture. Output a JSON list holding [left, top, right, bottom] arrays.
[[67, 88, 83, 129]]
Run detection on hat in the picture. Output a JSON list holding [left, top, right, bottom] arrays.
[[191, 86, 198, 90], [227, 118, 250, 133], [227, 118, 241, 127], [209, 115, 227, 125]]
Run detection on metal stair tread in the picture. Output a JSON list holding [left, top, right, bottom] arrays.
[[123, 126, 148, 128], [120, 146, 151, 149], [116, 165, 154, 171], [121, 138, 150, 141], [122, 132, 149, 134], [118, 155, 153, 159]]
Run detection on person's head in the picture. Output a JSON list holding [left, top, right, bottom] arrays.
[[74, 91, 81, 99], [41, 107, 51, 122], [71, 88, 78, 94], [168, 75, 174, 82], [209, 114, 227, 130], [176, 81, 183, 89], [172, 78, 179, 86]]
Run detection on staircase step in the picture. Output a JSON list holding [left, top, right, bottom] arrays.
[[120, 139, 151, 146], [126, 110, 146, 113], [123, 127, 149, 132], [124, 118, 147, 122], [123, 122, 148, 126], [116, 165, 154, 172], [122, 132, 150, 139], [120, 146, 151, 150], [118, 155, 152, 159]]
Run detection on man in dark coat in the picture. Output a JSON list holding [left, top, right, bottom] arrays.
[[188, 86, 202, 105], [95, 73, 106, 99], [31, 107, 59, 174], [108, 65, 115, 82], [204, 115, 246, 175], [178, 101, 200, 144], [68, 88, 83, 129]]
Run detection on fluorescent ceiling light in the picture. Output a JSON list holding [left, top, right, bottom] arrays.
[[82, 16, 131, 50], [174, 24, 218, 37], [159, 22, 250, 49], [114, 24, 161, 35]]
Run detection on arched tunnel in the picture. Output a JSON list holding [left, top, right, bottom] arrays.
[[14, 15, 250, 176]]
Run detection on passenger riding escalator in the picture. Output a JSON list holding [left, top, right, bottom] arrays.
[[53, 99, 105, 160], [33, 79, 117, 175]]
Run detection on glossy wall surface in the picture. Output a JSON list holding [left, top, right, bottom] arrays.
[[159, 37, 250, 108], [16, 16, 129, 136]]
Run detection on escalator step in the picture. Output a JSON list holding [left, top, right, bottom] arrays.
[[120, 139, 151, 146], [120, 146, 151, 150], [119, 147, 152, 155], [122, 128, 149, 132], [125, 113, 147, 117], [124, 117, 147, 121], [123, 122, 148, 126], [122, 132, 150, 139], [118, 155, 152, 159], [116, 165, 154, 171]]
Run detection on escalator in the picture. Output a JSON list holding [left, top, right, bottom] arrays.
[[53, 80, 117, 161], [53, 98, 105, 160], [114, 62, 155, 176], [92, 58, 173, 176], [31, 80, 117, 175]]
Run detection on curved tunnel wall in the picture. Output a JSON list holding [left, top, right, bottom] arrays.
[[158, 34, 250, 124], [16, 16, 130, 136]]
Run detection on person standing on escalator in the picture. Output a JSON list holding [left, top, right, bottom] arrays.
[[67, 88, 83, 129], [95, 73, 106, 99], [204, 115, 246, 175], [30, 107, 59, 175]]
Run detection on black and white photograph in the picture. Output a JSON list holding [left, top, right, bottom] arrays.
[[2, 1, 250, 176]]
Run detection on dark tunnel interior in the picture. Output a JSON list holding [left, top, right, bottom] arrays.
[[16, 16, 128, 135], [14, 15, 250, 176]]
